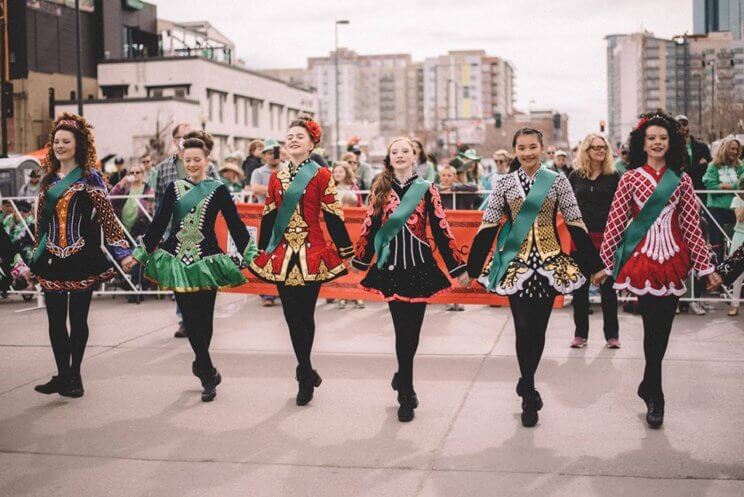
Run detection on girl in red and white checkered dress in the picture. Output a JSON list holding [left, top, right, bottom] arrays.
[[600, 112, 716, 429]]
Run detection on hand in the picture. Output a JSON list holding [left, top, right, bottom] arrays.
[[457, 273, 472, 288], [349, 264, 361, 274], [591, 270, 607, 286], [721, 183, 732, 190], [20, 268, 32, 286], [706, 272, 724, 291], [121, 256, 137, 272]]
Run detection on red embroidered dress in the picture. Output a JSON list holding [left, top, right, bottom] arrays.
[[352, 176, 466, 302], [249, 160, 354, 286], [600, 165, 714, 296]]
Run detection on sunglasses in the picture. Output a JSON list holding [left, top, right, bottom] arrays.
[[494, 159, 506, 164], [589, 145, 607, 152], [132, 171, 143, 175]]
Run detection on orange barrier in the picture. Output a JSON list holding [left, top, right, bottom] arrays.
[[216, 204, 568, 307]]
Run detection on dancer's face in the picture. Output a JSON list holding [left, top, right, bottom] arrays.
[[643, 125, 669, 161], [286, 126, 314, 158], [388, 140, 415, 175], [183, 147, 209, 182], [53, 130, 76, 163], [514, 134, 542, 170]]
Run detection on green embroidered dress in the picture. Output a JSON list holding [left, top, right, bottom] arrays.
[[133, 179, 256, 292]]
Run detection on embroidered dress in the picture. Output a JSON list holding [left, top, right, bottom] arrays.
[[249, 159, 354, 286], [470, 168, 598, 297], [133, 179, 254, 292], [30, 170, 131, 291], [352, 175, 466, 302], [600, 165, 714, 296]]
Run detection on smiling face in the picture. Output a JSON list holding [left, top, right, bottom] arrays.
[[588, 137, 608, 165], [643, 125, 669, 161], [286, 126, 314, 159], [183, 147, 208, 181], [332, 165, 347, 184], [439, 168, 455, 188], [388, 139, 415, 176], [726, 140, 741, 163], [514, 134, 543, 170], [53, 129, 76, 163]]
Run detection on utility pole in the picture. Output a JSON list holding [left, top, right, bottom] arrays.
[[334, 20, 349, 161], [0, 0, 9, 157], [74, 0, 83, 115]]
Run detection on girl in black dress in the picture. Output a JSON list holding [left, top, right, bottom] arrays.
[[352, 137, 469, 422], [30, 113, 134, 397]]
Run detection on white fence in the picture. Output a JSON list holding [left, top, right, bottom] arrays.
[[1, 189, 742, 306]]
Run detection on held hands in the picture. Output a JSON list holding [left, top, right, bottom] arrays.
[[457, 272, 472, 288], [706, 272, 724, 291], [121, 256, 137, 273], [19, 267, 33, 286], [590, 270, 608, 286]]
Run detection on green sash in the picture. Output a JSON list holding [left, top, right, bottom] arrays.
[[487, 169, 558, 291], [265, 161, 320, 254], [613, 169, 681, 280], [374, 179, 431, 269], [32, 167, 84, 262], [170, 179, 222, 234]]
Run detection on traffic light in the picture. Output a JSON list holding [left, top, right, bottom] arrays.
[[599, 120, 606, 132], [493, 112, 502, 128], [1, 82, 13, 118], [552, 113, 561, 130]]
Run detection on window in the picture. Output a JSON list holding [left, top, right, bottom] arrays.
[[101, 85, 128, 99]]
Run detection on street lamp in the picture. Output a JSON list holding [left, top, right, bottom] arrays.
[[334, 19, 349, 160]]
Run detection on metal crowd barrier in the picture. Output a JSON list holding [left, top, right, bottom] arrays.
[[1, 188, 742, 308]]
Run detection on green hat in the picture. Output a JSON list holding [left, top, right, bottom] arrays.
[[262, 138, 280, 152], [459, 148, 481, 161]]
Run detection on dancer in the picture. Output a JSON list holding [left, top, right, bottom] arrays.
[[248, 115, 354, 406], [127, 132, 256, 402], [352, 137, 467, 422], [600, 112, 715, 428], [708, 243, 744, 290], [30, 113, 133, 397], [568, 133, 621, 349], [467, 127, 605, 427]]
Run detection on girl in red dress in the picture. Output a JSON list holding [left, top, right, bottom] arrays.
[[600, 112, 716, 428]]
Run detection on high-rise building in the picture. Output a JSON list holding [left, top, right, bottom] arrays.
[[694, 0, 744, 39]]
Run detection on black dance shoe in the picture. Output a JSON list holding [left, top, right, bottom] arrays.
[[34, 375, 68, 395], [201, 370, 222, 402], [296, 368, 322, 406], [516, 378, 542, 427], [174, 324, 188, 338], [59, 373, 84, 398], [638, 382, 664, 428], [391, 372, 399, 391], [397, 392, 418, 422]]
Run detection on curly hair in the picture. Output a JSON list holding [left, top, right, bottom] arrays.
[[42, 113, 97, 186], [369, 137, 415, 215], [627, 110, 685, 174]]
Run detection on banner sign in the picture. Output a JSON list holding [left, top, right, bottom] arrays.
[[216, 204, 569, 307]]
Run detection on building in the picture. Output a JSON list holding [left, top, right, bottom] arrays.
[[158, 19, 235, 64], [606, 31, 744, 146], [694, 0, 744, 39], [6, 0, 159, 153], [55, 56, 317, 162], [480, 111, 569, 158], [422, 50, 515, 134]]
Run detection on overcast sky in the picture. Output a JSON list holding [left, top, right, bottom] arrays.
[[151, 0, 693, 144]]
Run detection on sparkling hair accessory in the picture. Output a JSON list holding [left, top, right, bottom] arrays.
[[56, 119, 79, 129]]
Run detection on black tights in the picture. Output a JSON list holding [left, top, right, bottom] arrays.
[[508, 294, 556, 393], [174, 290, 217, 374], [44, 290, 93, 377], [638, 295, 679, 399], [388, 301, 427, 394], [277, 283, 321, 376]]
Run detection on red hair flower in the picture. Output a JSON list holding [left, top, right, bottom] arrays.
[[635, 116, 650, 130], [305, 120, 322, 144]]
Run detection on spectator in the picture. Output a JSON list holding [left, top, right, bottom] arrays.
[[331, 161, 362, 207], [250, 139, 282, 205], [453, 149, 482, 209], [492, 149, 511, 176], [676, 115, 712, 202], [703, 135, 744, 264], [726, 175, 744, 316], [18, 169, 42, 198], [5, 200, 35, 263], [412, 139, 437, 182], [109, 156, 128, 186], [242, 139, 264, 186], [139, 153, 157, 189], [552, 150, 573, 176], [568, 133, 621, 349], [110, 163, 153, 238], [219, 158, 245, 194], [543, 145, 556, 169], [1, 201, 13, 233], [349, 145, 374, 190], [437, 165, 478, 211], [614, 143, 630, 175]]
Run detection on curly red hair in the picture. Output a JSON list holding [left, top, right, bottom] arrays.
[[42, 113, 98, 186]]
